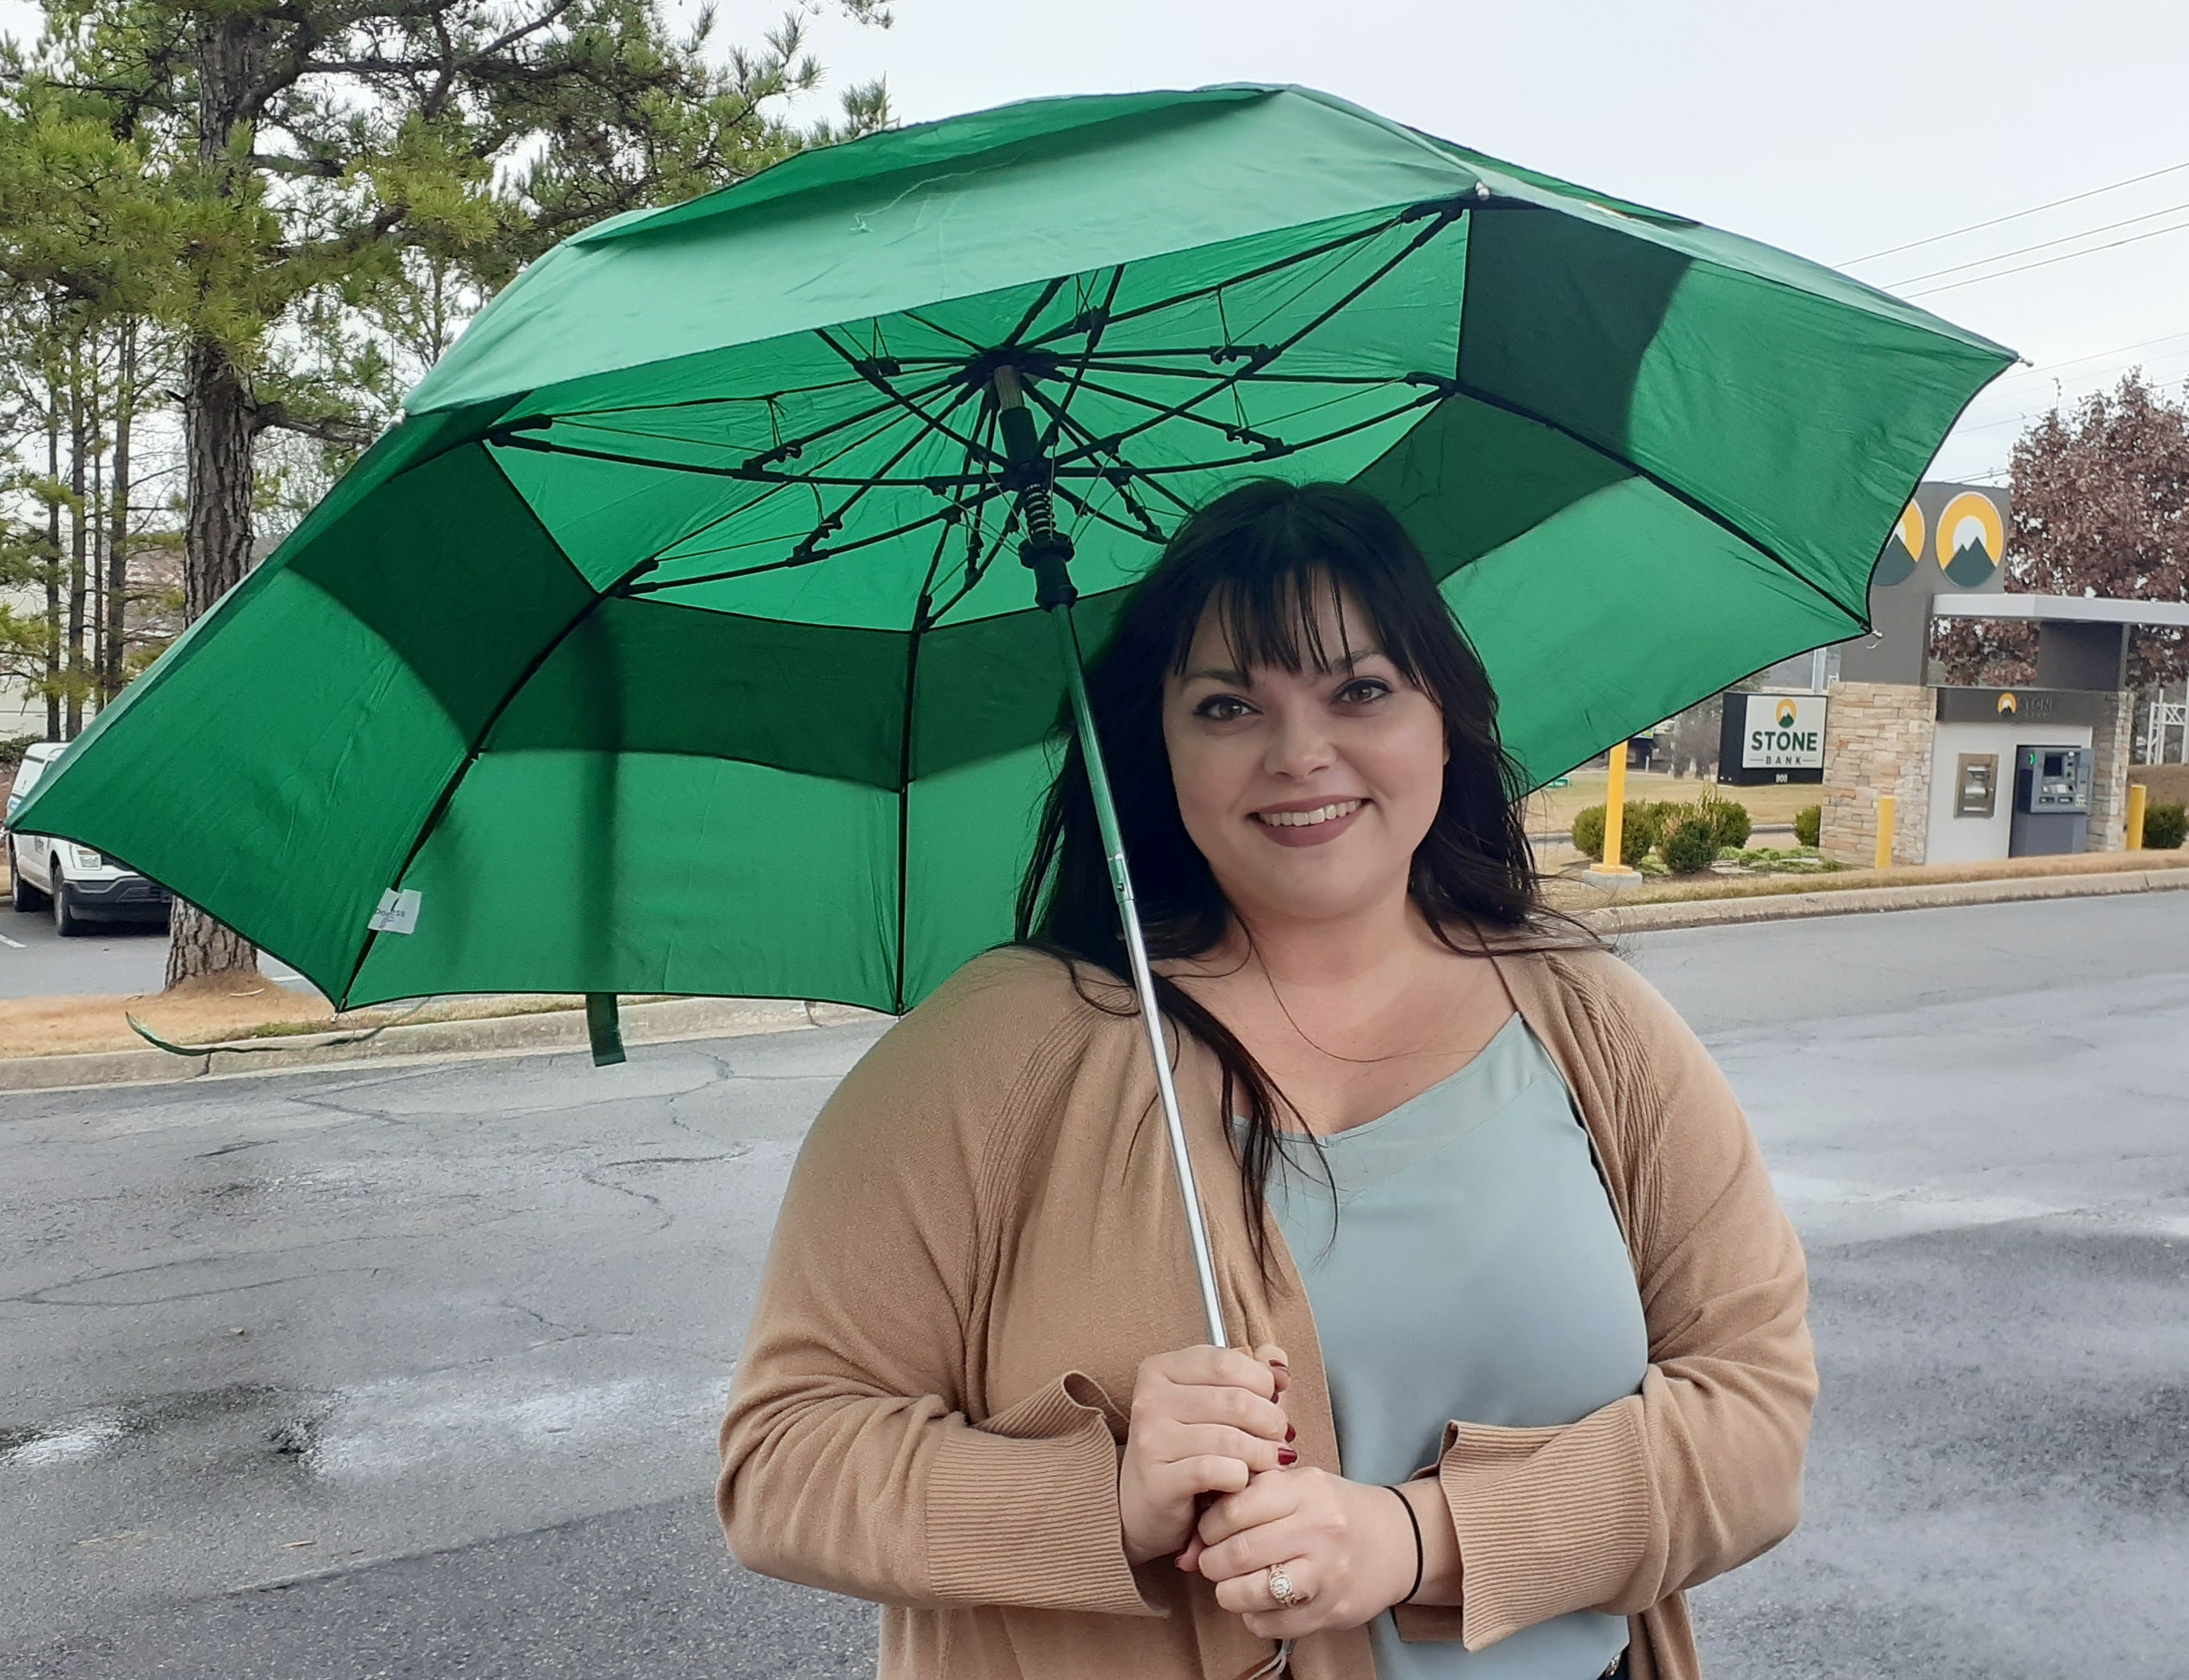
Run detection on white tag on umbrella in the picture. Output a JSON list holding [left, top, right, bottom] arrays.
[[367, 888, 421, 935]]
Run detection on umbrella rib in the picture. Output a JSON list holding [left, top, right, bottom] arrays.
[[627, 381, 991, 596], [923, 408, 1019, 623], [1044, 208, 1464, 475], [507, 365, 969, 480], [1450, 378, 1869, 626], [1044, 370, 1290, 451], [624, 485, 1012, 596], [537, 376, 877, 421], [1067, 386, 1446, 477], [1036, 264, 1127, 460], [607, 386, 972, 593], [1003, 274, 1072, 347], [1073, 360, 1412, 386], [813, 328, 997, 464], [765, 378, 987, 576], [899, 310, 987, 352], [1018, 382, 1177, 536], [1022, 208, 1422, 347]]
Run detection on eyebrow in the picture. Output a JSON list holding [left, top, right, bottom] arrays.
[[1179, 647, 1388, 686]]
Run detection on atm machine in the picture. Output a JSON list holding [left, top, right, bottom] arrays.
[[2009, 744, 2093, 856]]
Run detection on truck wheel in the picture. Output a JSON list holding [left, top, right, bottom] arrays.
[[52, 870, 84, 936], [9, 842, 45, 912]]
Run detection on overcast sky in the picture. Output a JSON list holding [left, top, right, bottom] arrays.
[[10, 0, 2188, 482]]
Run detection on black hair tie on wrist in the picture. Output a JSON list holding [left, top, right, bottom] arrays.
[[1388, 1484, 1425, 1604]]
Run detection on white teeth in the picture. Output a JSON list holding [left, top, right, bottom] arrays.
[[1257, 800, 1363, 828]]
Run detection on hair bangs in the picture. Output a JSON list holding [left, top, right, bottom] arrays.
[[1160, 500, 1432, 695]]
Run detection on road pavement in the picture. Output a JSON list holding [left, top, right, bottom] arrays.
[[0, 905, 313, 1000], [3, 894, 2186, 1678]]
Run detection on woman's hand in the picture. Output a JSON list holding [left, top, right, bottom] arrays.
[[1118, 1344, 1294, 1567], [1188, 1467, 1427, 1638]]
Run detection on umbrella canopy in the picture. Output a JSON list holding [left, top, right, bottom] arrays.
[[16, 84, 2012, 1016]]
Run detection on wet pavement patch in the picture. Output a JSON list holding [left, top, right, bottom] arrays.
[[2, 1383, 338, 1474]]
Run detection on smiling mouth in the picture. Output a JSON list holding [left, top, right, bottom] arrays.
[[1252, 799, 1364, 829]]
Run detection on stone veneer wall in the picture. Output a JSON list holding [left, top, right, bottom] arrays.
[[2086, 689, 2134, 851], [1819, 681, 1936, 866]]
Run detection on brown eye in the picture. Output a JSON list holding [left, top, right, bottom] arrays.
[[1338, 678, 1392, 704], [1195, 695, 1252, 722]]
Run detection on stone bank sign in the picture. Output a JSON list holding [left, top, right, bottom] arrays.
[[1720, 692, 1828, 783]]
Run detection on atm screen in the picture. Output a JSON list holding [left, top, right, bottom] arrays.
[[2043, 751, 2067, 777]]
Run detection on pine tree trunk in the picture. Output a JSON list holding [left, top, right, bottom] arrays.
[[166, 16, 270, 990], [166, 334, 263, 989], [65, 332, 88, 740], [42, 368, 61, 742], [103, 322, 133, 703]]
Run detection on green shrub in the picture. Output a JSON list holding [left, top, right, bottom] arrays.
[[1708, 797, 1753, 850], [1793, 804, 1822, 847], [1661, 810, 1721, 874], [1571, 802, 1653, 867], [2144, 801, 2188, 851], [1571, 803, 1604, 858]]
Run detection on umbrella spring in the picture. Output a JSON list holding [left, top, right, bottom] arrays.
[[1017, 477, 1062, 546]]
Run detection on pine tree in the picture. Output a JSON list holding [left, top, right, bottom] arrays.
[[5, 0, 895, 986]]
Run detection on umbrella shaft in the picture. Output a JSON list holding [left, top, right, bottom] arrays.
[[1047, 604, 1231, 1351]]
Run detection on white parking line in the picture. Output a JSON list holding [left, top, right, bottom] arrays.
[[0, 932, 23, 949]]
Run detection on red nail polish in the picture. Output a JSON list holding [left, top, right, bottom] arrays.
[[1277, 1447, 1298, 1466], [1284, 1424, 1297, 1442]]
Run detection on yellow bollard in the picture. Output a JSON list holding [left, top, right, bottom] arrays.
[[2127, 782, 2148, 851], [1588, 740, 1639, 877], [1873, 794, 1896, 871]]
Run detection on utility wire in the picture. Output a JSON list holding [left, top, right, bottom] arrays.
[[1905, 215, 2189, 298], [1982, 328, 2189, 384], [1843, 157, 2189, 265], [1883, 197, 2189, 287]]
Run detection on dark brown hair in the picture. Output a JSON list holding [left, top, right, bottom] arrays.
[[1014, 478, 1591, 1272]]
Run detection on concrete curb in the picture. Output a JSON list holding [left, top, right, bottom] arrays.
[[0, 996, 887, 1096], [1579, 863, 2189, 935]]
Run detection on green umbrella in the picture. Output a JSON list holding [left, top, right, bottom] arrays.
[[16, 84, 2010, 1345]]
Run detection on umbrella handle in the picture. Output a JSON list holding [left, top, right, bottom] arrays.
[[1044, 602, 1231, 1352]]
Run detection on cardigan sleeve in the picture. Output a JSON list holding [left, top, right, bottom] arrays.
[[1393, 955, 1817, 1652], [716, 965, 1159, 1617]]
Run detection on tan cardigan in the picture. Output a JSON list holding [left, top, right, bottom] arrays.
[[718, 942, 1815, 1680]]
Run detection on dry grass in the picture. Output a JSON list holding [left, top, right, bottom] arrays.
[[0, 983, 613, 1060], [1521, 768, 1818, 837], [1539, 845, 2189, 912], [2129, 764, 2189, 808]]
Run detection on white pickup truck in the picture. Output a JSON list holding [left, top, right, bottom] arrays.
[[5, 742, 173, 935]]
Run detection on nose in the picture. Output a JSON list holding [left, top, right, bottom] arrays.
[[1262, 697, 1337, 780]]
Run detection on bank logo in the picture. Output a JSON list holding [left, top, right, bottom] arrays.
[[1997, 691, 2018, 715], [1936, 490, 2004, 586], [1894, 502, 1926, 564], [1874, 485, 2006, 591], [1775, 700, 1798, 729]]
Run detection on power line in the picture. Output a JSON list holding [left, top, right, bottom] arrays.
[[1882, 197, 2189, 288], [1843, 157, 2189, 265], [1984, 328, 2189, 383], [1905, 215, 2189, 299]]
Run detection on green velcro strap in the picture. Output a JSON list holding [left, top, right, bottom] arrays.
[[586, 993, 626, 1066]]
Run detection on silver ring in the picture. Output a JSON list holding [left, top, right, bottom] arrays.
[[1267, 1565, 1299, 1607]]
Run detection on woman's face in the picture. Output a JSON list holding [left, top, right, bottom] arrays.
[[1160, 576, 1448, 931]]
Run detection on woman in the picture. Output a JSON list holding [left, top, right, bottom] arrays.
[[718, 481, 1815, 1680]]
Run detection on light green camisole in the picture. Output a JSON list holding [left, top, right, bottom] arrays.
[[1249, 1013, 1648, 1679]]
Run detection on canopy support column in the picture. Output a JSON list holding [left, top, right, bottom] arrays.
[[994, 367, 1229, 1352]]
